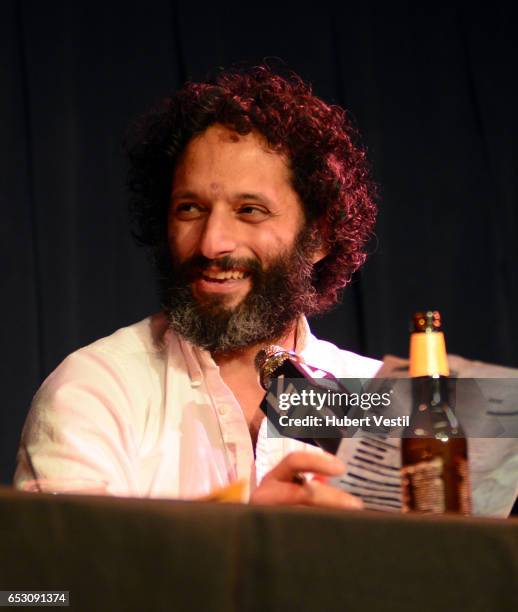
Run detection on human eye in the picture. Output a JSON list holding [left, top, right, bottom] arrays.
[[237, 204, 269, 222], [173, 202, 205, 219]]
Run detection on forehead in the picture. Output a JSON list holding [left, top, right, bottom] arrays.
[[172, 124, 295, 199]]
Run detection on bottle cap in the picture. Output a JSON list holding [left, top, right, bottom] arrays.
[[412, 310, 442, 333]]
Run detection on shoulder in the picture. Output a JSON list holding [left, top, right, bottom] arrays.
[[34, 313, 172, 408], [76, 312, 170, 360], [302, 333, 382, 379], [58, 312, 170, 378]]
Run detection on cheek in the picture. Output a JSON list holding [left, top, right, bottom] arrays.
[[168, 223, 195, 260], [253, 222, 303, 258]]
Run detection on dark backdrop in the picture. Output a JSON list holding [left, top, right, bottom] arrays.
[[2, 1, 517, 484]]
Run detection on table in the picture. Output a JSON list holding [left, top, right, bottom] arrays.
[[1, 487, 517, 611]]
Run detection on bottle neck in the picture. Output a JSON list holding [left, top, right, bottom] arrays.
[[409, 330, 450, 377]]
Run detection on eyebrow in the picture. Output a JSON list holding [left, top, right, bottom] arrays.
[[171, 190, 198, 201], [171, 190, 274, 207], [234, 192, 273, 206]]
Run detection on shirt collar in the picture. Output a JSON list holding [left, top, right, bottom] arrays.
[[176, 315, 313, 387]]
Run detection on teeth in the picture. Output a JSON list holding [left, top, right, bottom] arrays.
[[204, 269, 245, 280]]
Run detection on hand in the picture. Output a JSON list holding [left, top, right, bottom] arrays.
[[250, 451, 363, 510]]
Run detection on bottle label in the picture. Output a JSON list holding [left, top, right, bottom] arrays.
[[456, 457, 472, 515], [402, 457, 445, 513], [402, 456, 471, 514], [409, 332, 449, 377]]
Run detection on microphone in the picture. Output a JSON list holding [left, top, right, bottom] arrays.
[[255, 345, 346, 454]]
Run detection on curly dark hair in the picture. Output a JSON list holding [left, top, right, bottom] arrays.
[[126, 65, 377, 313]]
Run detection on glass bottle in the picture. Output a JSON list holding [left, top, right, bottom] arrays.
[[401, 311, 471, 514]]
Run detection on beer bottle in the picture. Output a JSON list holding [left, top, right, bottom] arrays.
[[401, 311, 471, 514]]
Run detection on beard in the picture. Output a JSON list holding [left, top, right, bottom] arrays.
[[157, 227, 320, 355]]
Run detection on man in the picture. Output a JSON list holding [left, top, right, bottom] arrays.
[[15, 66, 380, 508]]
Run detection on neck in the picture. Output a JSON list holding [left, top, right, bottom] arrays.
[[212, 322, 298, 368]]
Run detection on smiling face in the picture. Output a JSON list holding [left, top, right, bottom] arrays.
[[168, 124, 307, 306], [163, 124, 322, 353]]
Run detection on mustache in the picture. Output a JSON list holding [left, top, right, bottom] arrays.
[[174, 254, 262, 281]]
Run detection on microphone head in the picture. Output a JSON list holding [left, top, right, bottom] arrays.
[[255, 345, 291, 390]]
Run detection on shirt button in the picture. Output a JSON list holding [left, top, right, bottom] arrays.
[[218, 404, 230, 416]]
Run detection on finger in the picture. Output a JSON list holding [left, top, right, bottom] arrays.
[[302, 480, 364, 510], [251, 478, 364, 510], [263, 451, 345, 483], [310, 474, 330, 484], [250, 479, 312, 506]]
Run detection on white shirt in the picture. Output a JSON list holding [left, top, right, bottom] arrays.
[[14, 313, 381, 500]]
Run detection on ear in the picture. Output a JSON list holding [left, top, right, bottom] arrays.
[[311, 244, 328, 264], [309, 219, 329, 264]]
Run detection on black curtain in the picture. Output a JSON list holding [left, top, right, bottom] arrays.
[[2, 1, 517, 484]]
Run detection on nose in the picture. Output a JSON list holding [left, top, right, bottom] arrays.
[[198, 208, 238, 260]]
